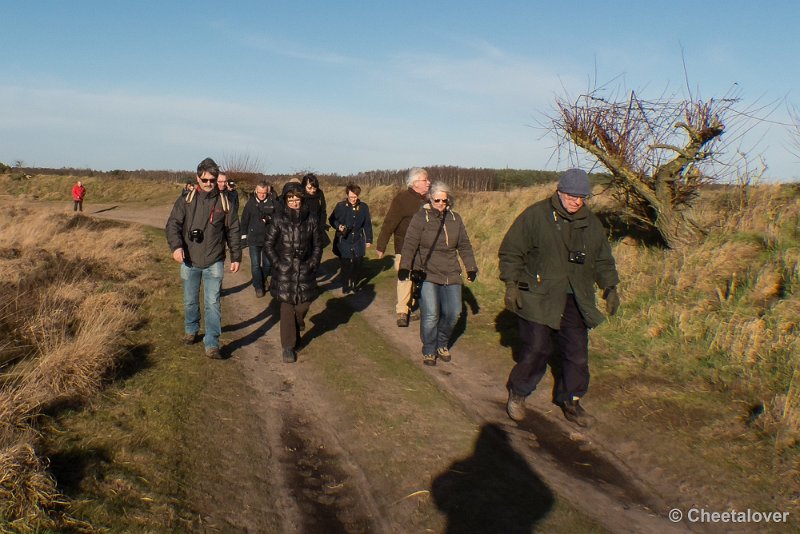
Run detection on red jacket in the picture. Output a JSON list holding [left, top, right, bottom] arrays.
[[72, 184, 86, 201]]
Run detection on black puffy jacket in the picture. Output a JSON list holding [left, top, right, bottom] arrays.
[[265, 204, 324, 304]]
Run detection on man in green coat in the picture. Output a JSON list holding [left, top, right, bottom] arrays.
[[499, 169, 620, 427]]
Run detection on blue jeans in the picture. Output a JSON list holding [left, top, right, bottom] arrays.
[[180, 261, 224, 349], [419, 281, 461, 355], [248, 245, 271, 290]]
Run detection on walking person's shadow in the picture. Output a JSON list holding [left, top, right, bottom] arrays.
[[450, 285, 480, 346], [299, 285, 376, 348], [432, 423, 554, 533]]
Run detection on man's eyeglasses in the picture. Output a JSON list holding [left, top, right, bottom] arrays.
[[200, 178, 215, 184], [432, 198, 448, 204]]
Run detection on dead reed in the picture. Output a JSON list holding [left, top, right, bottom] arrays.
[[0, 208, 145, 531]]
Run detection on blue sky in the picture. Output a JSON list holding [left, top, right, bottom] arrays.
[[2, 1, 798, 180]]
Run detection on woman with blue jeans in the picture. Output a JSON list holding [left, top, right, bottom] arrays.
[[398, 182, 478, 366]]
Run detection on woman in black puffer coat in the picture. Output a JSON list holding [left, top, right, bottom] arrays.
[[265, 182, 324, 363]]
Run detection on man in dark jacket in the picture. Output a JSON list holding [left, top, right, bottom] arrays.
[[499, 169, 620, 427], [376, 167, 430, 327], [166, 157, 242, 359], [240, 181, 277, 297]]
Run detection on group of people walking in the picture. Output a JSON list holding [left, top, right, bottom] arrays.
[[166, 158, 620, 428]]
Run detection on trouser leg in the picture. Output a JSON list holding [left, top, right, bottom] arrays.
[[201, 262, 224, 349], [419, 281, 439, 355], [394, 254, 412, 314], [249, 246, 264, 290], [352, 256, 362, 288], [280, 301, 311, 349], [553, 295, 590, 404], [436, 284, 462, 350], [180, 262, 202, 336], [507, 317, 554, 396]]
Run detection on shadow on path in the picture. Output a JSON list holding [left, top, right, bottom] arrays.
[[300, 285, 377, 349], [432, 423, 554, 533], [221, 279, 250, 298], [222, 297, 281, 357], [450, 285, 480, 347]]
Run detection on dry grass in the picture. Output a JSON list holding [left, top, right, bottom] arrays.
[[0, 208, 147, 531]]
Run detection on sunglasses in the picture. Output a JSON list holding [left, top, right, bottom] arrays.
[[432, 198, 448, 204], [199, 178, 215, 184]]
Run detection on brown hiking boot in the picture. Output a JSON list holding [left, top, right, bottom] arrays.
[[397, 313, 409, 327], [183, 332, 198, 345], [205, 347, 223, 360], [436, 347, 451, 362], [410, 309, 420, 322], [560, 398, 596, 428], [282, 348, 297, 363], [422, 353, 437, 366], [506, 389, 527, 422]]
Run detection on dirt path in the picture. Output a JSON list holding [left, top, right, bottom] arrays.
[[86, 202, 701, 533]]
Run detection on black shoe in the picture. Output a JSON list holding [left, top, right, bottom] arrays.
[[282, 348, 297, 363], [255, 287, 265, 298], [397, 313, 409, 327], [560, 398, 596, 428]]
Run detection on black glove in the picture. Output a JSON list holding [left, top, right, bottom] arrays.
[[504, 281, 522, 312], [603, 286, 620, 316], [466, 270, 477, 282], [398, 268, 410, 281]]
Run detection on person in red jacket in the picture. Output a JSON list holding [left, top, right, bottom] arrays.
[[72, 181, 86, 212]]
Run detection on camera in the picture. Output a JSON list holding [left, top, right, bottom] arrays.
[[410, 270, 427, 284], [568, 250, 586, 264], [189, 228, 204, 243]]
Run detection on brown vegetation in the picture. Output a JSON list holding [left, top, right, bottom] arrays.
[[552, 89, 740, 248], [0, 208, 147, 531]]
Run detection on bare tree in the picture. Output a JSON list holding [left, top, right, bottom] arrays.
[[552, 89, 739, 248]]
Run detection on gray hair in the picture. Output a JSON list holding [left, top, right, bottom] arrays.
[[428, 181, 453, 207], [405, 167, 428, 188]]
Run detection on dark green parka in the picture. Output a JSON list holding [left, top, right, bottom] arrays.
[[498, 193, 619, 329]]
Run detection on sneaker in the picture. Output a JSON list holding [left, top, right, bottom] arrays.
[[422, 353, 437, 366], [436, 347, 451, 362], [183, 332, 198, 345], [506, 389, 527, 422], [205, 347, 223, 359], [410, 310, 420, 322], [560, 398, 596, 428], [397, 313, 409, 327], [255, 287, 265, 298], [282, 348, 297, 363]]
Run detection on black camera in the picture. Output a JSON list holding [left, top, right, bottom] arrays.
[[568, 250, 586, 264], [410, 270, 427, 283], [189, 228, 204, 243]]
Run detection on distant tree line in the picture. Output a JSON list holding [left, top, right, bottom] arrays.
[[6, 165, 564, 192]]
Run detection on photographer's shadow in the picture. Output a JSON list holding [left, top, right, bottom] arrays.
[[432, 423, 554, 533]]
